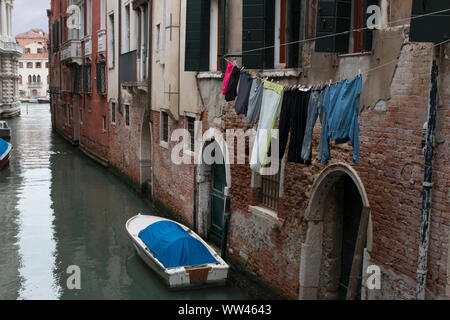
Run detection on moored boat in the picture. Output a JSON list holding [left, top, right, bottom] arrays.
[[0, 138, 12, 169], [126, 214, 229, 289], [0, 121, 11, 140], [38, 97, 51, 104]]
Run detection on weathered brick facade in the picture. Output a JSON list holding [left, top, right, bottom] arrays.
[[49, 0, 450, 300]]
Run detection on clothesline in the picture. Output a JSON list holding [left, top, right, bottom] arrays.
[[224, 39, 449, 90], [224, 8, 450, 58]]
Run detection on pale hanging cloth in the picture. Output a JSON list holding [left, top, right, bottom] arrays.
[[250, 81, 284, 173]]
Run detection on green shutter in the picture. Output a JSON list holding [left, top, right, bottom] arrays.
[[410, 0, 450, 43], [242, 0, 275, 69], [362, 0, 378, 51], [185, 0, 211, 71], [315, 0, 351, 53]]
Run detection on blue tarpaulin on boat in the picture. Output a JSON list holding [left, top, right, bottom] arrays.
[[0, 138, 9, 157], [138, 220, 217, 268]]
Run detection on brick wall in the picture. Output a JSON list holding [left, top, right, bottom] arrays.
[[223, 42, 449, 299]]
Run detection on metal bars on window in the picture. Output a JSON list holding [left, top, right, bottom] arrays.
[[259, 171, 280, 210], [96, 61, 106, 95]]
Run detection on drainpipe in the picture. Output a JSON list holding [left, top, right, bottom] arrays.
[[416, 59, 439, 300], [147, 0, 154, 199], [221, 194, 231, 259]]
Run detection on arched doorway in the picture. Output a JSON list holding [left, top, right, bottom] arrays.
[[197, 137, 231, 243], [299, 163, 371, 300], [140, 118, 152, 193]]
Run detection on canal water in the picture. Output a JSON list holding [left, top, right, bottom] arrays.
[[0, 104, 247, 300]]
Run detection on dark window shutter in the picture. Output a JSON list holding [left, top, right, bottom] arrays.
[[287, 0, 301, 68], [315, 0, 351, 53], [242, 0, 275, 69], [220, 0, 227, 72], [362, 0, 379, 51], [410, 0, 450, 43], [185, 0, 211, 71]]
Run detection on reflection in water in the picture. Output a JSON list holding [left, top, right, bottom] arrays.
[[0, 104, 247, 300]]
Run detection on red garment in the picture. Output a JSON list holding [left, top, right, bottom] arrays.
[[222, 62, 234, 95]]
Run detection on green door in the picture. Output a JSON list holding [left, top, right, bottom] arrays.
[[210, 162, 226, 240]]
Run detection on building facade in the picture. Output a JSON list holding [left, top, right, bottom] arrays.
[[0, 0, 22, 118], [16, 29, 49, 99], [49, 0, 450, 300]]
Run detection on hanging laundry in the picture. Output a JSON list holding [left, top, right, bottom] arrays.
[[301, 86, 327, 163], [246, 77, 264, 122], [250, 81, 284, 173], [279, 89, 311, 164], [235, 71, 253, 115], [321, 75, 362, 164], [222, 62, 234, 96], [225, 66, 241, 102]]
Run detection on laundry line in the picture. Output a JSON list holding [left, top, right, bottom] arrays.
[[223, 39, 450, 90], [223, 8, 450, 59]]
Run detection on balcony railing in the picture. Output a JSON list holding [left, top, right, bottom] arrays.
[[119, 50, 137, 83], [28, 82, 42, 88], [83, 36, 92, 57], [61, 40, 82, 64], [97, 29, 106, 55]]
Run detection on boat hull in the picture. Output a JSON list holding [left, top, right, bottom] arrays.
[[0, 129, 11, 140], [0, 152, 10, 169], [126, 215, 229, 289]]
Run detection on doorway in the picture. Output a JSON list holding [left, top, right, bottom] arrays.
[[299, 163, 371, 300]]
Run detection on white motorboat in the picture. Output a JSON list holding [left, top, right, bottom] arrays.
[[0, 121, 11, 140], [126, 214, 229, 289]]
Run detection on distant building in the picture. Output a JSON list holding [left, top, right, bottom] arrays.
[[16, 29, 49, 99], [0, 0, 22, 118]]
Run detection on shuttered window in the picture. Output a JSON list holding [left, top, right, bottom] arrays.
[[315, 0, 376, 53], [242, 0, 275, 69], [185, 0, 211, 71], [410, 0, 450, 43]]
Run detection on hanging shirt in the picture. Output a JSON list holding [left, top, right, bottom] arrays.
[[250, 81, 284, 173], [222, 62, 234, 96], [279, 89, 311, 164], [321, 75, 362, 164], [235, 71, 253, 115], [225, 66, 241, 102], [246, 77, 264, 122]]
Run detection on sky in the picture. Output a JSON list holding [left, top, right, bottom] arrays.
[[13, 0, 50, 36]]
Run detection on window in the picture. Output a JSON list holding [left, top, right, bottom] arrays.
[[46, 62, 49, 68], [36, 62, 42, 68], [102, 116, 106, 130], [410, 0, 450, 43], [111, 102, 116, 123], [259, 172, 280, 210], [19, 62, 23, 68], [28, 75, 32, 83], [96, 61, 106, 94], [108, 13, 115, 68], [185, 0, 222, 71], [87, 0, 92, 35], [125, 104, 130, 126], [161, 111, 169, 144], [25, 48, 31, 54], [241, 0, 300, 69], [19, 75, 22, 84], [27, 62, 33, 68], [37, 75, 41, 83], [315, 0, 377, 54], [156, 24, 160, 51], [124, 4, 131, 52], [100, 0, 106, 30], [83, 63, 92, 93], [185, 116, 195, 152], [37, 48, 43, 54]]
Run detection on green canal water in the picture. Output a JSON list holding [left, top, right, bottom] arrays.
[[0, 104, 248, 300]]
